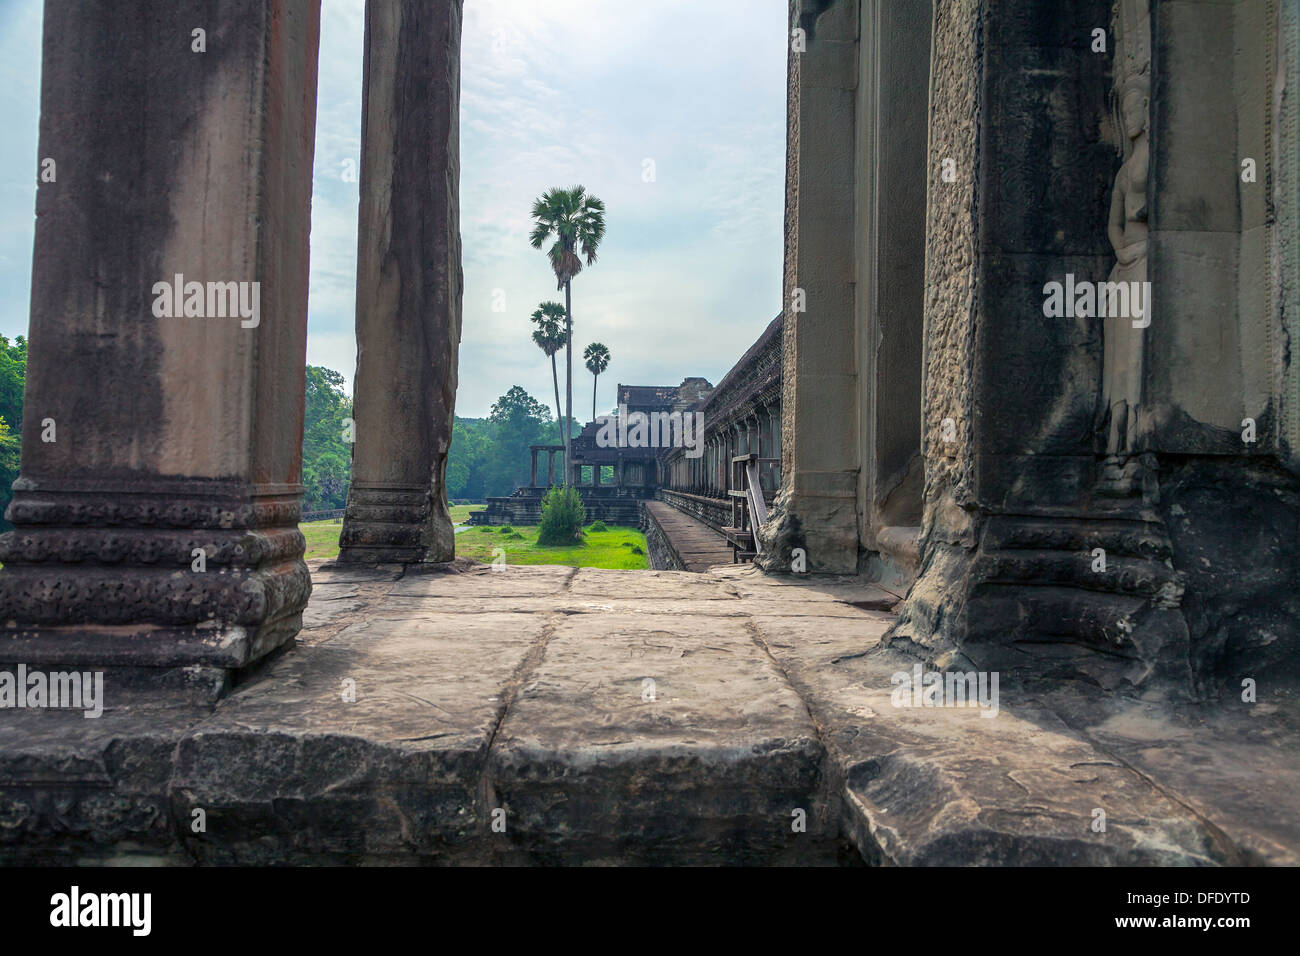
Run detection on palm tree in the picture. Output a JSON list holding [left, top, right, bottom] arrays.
[[530, 302, 567, 444], [583, 342, 611, 421], [529, 185, 606, 483]]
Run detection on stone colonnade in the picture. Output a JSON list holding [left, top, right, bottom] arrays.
[[662, 315, 783, 503], [664, 405, 782, 500], [770, 0, 1300, 691], [0, 0, 464, 692], [529, 445, 564, 487]]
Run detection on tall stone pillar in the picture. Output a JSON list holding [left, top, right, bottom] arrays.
[[0, 0, 322, 695], [529, 448, 538, 487], [758, 0, 861, 574], [339, 0, 463, 564]]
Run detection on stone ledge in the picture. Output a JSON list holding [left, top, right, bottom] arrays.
[[749, 614, 1285, 866], [0, 566, 1294, 865]]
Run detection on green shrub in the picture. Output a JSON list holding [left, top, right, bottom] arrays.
[[506, 531, 524, 540], [537, 485, 586, 546], [588, 520, 608, 532], [629, 545, 645, 555], [499, 525, 514, 534]]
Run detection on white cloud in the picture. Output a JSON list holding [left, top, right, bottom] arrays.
[[0, 0, 787, 420]]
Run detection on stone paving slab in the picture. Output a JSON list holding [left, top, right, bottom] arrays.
[[1041, 692, 1300, 866], [388, 564, 574, 598], [709, 564, 904, 607], [486, 612, 835, 864], [642, 501, 734, 572], [751, 615, 1235, 865], [2, 564, 1296, 865], [569, 566, 739, 600], [169, 612, 549, 864]]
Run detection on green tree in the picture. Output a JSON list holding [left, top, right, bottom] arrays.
[[530, 302, 567, 431], [529, 185, 606, 483], [301, 365, 353, 511], [488, 386, 554, 491], [0, 335, 26, 435], [583, 342, 610, 421], [0, 336, 27, 528]]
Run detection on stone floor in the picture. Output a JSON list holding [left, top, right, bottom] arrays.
[[1, 561, 1296, 865], [642, 500, 734, 570]]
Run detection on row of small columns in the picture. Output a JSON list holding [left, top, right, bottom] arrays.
[[667, 405, 780, 497], [528, 446, 565, 487], [568, 460, 638, 487]]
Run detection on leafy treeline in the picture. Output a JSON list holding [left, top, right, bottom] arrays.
[[0, 355, 558, 523], [447, 385, 567, 500], [301, 368, 565, 506], [0, 336, 26, 528], [302, 365, 353, 511]]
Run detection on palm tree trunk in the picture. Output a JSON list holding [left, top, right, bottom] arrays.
[[549, 353, 562, 483], [564, 280, 573, 485], [592, 372, 598, 421]]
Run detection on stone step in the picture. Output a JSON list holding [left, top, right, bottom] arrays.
[[982, 515, 1171, 561], [972, 548, 1181, 599], [966, 583, 1150, 643], [3, 565, 1290, 866]]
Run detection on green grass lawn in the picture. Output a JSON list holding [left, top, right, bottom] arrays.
[[300, 504, 486, 562], [301, 518, 344, 561], [456, 523, 649, 570], [449, 503, 485, 525]]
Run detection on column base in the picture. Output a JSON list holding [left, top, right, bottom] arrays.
[[755, 475, 860, 574], [0, 484, 309, 698], [338, 484, 454, 564]]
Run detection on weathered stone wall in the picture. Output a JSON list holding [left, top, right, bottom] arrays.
[[1279, 1, 1300, 470], [890, 0, 1300, 695], [641, 504, 686, 572], [888, 0, 982, 663], [659, 490, 731, 535]]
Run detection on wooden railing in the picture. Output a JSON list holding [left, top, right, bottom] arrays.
[[721, 454, 777, 563]]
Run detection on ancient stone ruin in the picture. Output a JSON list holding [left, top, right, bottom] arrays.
[[0, 0, 1297, 868]]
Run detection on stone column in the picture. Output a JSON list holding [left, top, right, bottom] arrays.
[[547, 450, 556, 486], [758, 0, 861, 573], [339, 0, 463, 564], [529, 448, 538, 487], [0, 0, 322, 695]]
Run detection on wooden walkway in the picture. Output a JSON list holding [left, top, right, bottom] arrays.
[[643, 500, 734, 572]]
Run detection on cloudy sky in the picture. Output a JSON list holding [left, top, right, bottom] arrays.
[[0, 0, 786, 419]]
